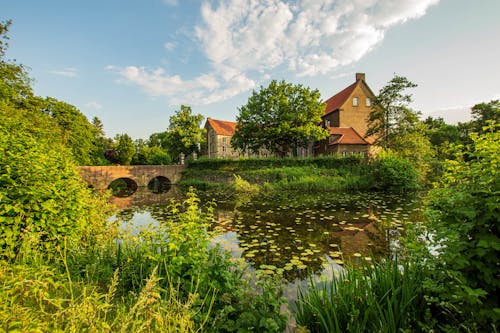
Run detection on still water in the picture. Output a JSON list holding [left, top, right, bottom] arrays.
[[112, 186, 425, 284]]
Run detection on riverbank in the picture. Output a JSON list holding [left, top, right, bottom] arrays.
[[179, 154, 420, 194]]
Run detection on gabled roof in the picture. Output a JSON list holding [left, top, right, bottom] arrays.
[[328, 127, 370, 145], [206, 118, 237, 136], [324, 81, 358, 116]]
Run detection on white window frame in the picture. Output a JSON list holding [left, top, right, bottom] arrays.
[[366, 97, 371, 106], [352, 97, 358, 107]]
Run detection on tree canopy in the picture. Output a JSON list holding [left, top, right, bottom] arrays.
[[366, 75, 418, 148], [231, 80, 328, 157], [166, 105, 205, 161]]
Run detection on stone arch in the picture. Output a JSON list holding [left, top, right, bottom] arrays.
[[108, 177, 138, 197], [147, 176, 172, 193]]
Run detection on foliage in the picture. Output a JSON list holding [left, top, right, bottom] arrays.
[[295, 258, 427, 333], [0, 105, 112, 259], [181, 156, 376, 193], [187, 155, 364, 170], [424, 116, 464, 159], [231, 80, 328, 157], [372, 151, 420, 192], [166, 105, 205, 161], [0, 21, 33, 107], [67, 189, 287, 332], [421, 124, 500, 330], [1, 22, 106, 166], [470, 99, 500, 133], [0, 259, 204, 332], [37, 97, 103, 165], [133, 140, 172, 165], [366, 75, 417, 149], [113, 133, 136, 165]]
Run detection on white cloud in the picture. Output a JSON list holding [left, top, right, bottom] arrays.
[[107, 65, 255, 105], [111, 0, 439, 105], [85, 101, 103, 109], [48, 67, 78, 77], [196, 0, 439, 78], [164, 42, 176, 51]]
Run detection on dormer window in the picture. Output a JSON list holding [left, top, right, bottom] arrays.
[[366, 97, 371, 106], [352, 97, 358, 106]]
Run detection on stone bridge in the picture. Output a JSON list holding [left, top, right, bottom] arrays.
[[77, 165, 186, 190]]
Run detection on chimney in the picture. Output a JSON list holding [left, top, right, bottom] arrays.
[[355, 73, 365, 81]]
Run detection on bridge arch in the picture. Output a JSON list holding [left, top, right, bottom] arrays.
[[108, 177, 138, 197], [77, 165, 185, 191]]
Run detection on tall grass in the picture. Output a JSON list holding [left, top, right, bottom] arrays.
[[295, 258, 427, 332]]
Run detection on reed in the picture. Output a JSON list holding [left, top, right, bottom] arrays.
[[295, 257, 426, 332]]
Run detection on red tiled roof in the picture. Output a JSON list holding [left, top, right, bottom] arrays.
[[324, 81, 358, 115], [207, 118, 237, 136], [328, 127, 370, 145]]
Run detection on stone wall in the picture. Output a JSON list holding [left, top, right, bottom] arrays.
[[77, 165, 186, 190]]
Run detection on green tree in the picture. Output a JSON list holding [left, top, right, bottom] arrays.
[[424, 116, 463, 159], [91, 116, 111, 165], [366, 75, 417, 148], [0, 20, 33, 107], [423, 124, 500, 329], [148, 131, 169, 149], [470, 99, 500, 132], [166, 105, 205, 161], [114, 133, 136, 165], [231, 80, 328, 157], [37, 97, 101, 165]]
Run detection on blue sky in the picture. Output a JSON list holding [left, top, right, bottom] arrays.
[[3, 0, 500, 139]]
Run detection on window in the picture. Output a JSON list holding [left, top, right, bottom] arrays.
[[366, 97, 371, 106], [222, 137, 227, 153], [352, 97, 358, 106]]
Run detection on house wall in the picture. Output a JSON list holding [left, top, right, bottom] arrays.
[[338, 83, 373, 136], [323, 110, 340, 128], [206, 129, 241, 158]]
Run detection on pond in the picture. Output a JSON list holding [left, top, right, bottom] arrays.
[[112, 186, 425, 284]]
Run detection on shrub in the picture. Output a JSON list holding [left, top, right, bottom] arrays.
[[372, 151, 420, 192], [0, 105, 112, 259], [422, 125, 500, 330]]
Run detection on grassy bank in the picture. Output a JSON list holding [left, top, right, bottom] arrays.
[[180, 154, 420, 194]]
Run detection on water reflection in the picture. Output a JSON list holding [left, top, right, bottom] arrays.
[[113, 188, 424, 283], [109, 185, 182, 209]]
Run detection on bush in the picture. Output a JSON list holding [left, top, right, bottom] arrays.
[[422, 125, 500, 330], [0, 105, 112, 259], [372, 151, 420, 192]]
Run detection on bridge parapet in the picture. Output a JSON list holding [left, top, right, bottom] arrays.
[[78, 165, 185, 190]]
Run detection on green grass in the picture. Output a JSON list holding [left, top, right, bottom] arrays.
[[295, 258, 427, 333]]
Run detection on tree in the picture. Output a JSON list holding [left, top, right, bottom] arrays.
[[0, 20, 33, 107], [470, 100, 500, 133], [231, 80, 328, 157], [114, 134, 136, 165], [366, 75, 417, 148], [424, 116, 463, 159], [166, 105, 205, 161]]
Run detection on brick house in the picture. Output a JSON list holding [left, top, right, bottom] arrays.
[[204, 118, 240, 158], [314, 73, 375, 156]]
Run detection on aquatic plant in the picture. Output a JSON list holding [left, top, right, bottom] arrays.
[[295, 258, 427, 332]]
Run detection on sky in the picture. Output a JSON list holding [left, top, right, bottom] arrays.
[[3, 0, 500, 139]]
